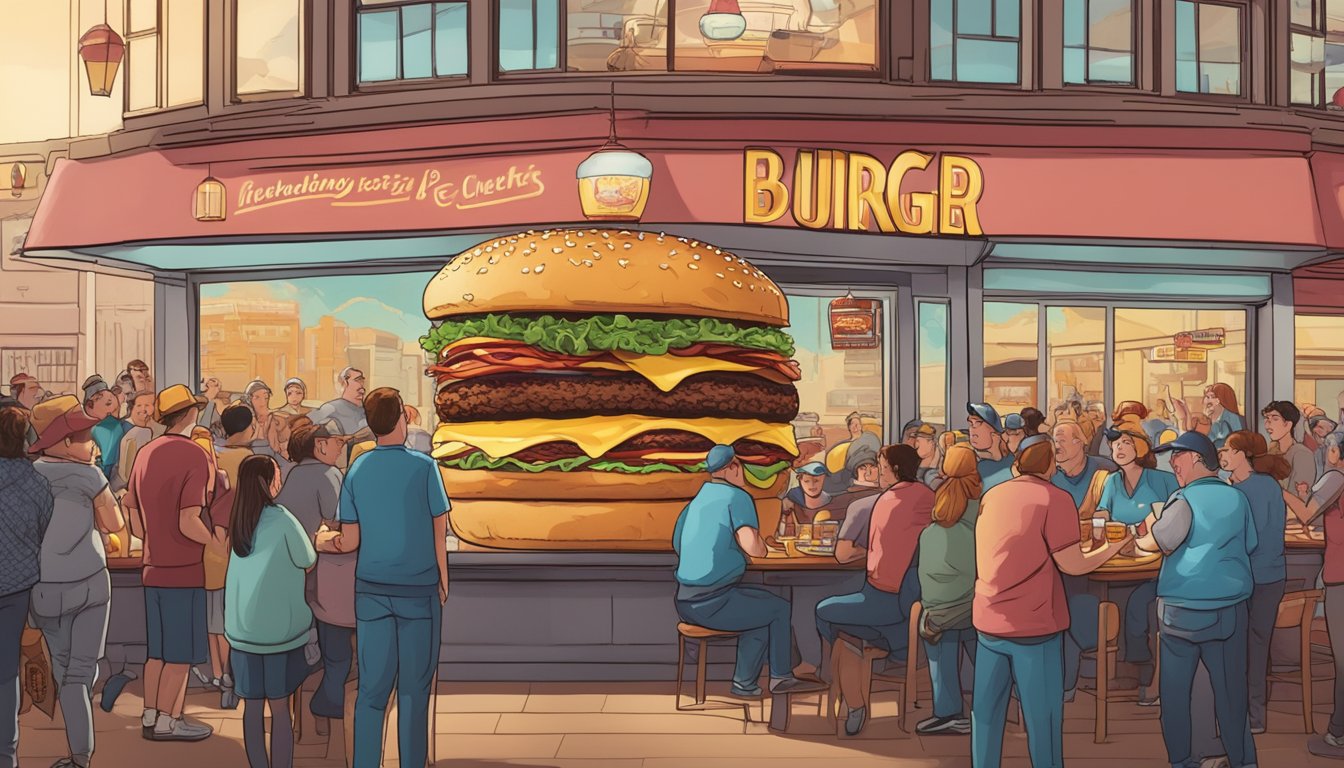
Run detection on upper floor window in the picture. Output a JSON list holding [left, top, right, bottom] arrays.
[[1174, 0, 1244, 97], [1289, 0, 1344, 107], [1063, 0, 1134, 85], [930, 0, 1022, 84], [358, 0, 469, 83], [496, 0, 878, 75], [125, 0, 205, 112], [235, 0, 304, 97]]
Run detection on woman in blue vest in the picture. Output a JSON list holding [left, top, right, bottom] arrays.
[[1095, 416, 1178, 703], [1217, 430, 1289, 735]]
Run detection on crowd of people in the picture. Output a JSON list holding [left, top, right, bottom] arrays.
[[0, 364, 449, 768], [675, 385, 1344, 768]]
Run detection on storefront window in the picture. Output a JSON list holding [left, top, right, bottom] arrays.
[[498, 0, 667, 72], [1115, 308, 1247, 432], [1296, 314, 1344, 418], [198, 272, 438, 436], [786, 292, 890, 469], [236, 0, 303, 96], [983, 302, 1039, 419], [918, 301, 949, 428], [930, 0, 1022, 84], [1045, 306, 1105, 423], [125, 0, 204, 111], [673, 0, 878, 73], [1289, 1, 1344, 108], [1175, 0, 1244, 96], [358, 1, 469, 82], [1064, 0, 1134, 85]]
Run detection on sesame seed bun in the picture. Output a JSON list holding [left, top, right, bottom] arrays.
[[422, 228, 789, 327]]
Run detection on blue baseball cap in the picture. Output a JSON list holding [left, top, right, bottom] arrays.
[[1152, 431, 1218, 469], [1003, 413, 1025, 431], [967, 402, 1002, 433], [704, 444, 737, 473], [795, 461, 830, 477]]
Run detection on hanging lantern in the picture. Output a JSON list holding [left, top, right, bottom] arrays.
[[828, 292, 881, 350], [9, 163, 26, 198], [578, 85, 653, 221], [78, 24, 125, 97], [700, 0, 747, 41], [194, 175, 227, 222]]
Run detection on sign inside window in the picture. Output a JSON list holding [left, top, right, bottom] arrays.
[[1174, 328, 1226, 349], [743, 147, 986, 236]]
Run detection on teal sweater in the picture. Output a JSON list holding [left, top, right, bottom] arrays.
[[224, 504, 316, 654]]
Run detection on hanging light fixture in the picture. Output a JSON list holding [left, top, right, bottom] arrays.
[[78, 1, 124, 97], [700, 0, 747, 41], [9, 163, 26, 198], [576, 83, 653, 222], [193, 165, 227, 222]]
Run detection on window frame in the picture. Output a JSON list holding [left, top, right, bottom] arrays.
[[916, 298, 952, 430], [1289, 0, 1329, 107], [1062, 0, 1138, 87], [353, 0, 472, 90], [122, 0, 207, 116], [1172, 0, 1250, 101], [929, 0, 1025, 87], [231, 0, 310, 102]]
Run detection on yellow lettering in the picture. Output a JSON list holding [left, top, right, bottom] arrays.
[[846, 152, 896, 233], [887, 150, 936, 235], [830, 150, 848, 232], [744, 149, 788, 223], [792, 150, 832, 230], [940, 155, 984, 236]]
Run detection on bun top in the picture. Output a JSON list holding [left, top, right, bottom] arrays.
[[423, 228, 789, 327]]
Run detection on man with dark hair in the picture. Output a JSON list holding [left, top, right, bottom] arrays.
[[1141, 432, 1258, 768], [315, 387, 448, 768], [122, 385, 219, 742], [1263, 400, 1316, 495], [216, 404, 256, 485], [0, 405, 53, 768], [125, 360, 152, 396]]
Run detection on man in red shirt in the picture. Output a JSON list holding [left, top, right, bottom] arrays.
[[124, 384, 222, 742], [970, 434, 1130, 768]]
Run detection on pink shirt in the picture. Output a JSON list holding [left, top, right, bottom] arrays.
[[973, 475, 1079, 638], [867, 482, 934, 593]]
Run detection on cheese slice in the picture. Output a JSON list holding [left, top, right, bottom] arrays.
[[432, 416, 798, 461]]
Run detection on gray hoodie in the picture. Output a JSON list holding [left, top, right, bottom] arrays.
[[0, 456, 54, 596]]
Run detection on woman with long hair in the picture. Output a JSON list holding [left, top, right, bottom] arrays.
[[1095, 416, 1178, 703], [224, 455, 316, 768], [1202, 383, 1244, 448], [915, 443, 981, 735], [1219, 430, 1290, 734]]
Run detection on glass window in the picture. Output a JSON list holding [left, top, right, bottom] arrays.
[[125, 0, 205, 111], [1175, 0, 1244, 96], [1115, 308, 1247, 433], [499, 0, 660, 73], [930, 0, 1021, 84], [1064, 0, 1134, 85], [358, 1, 469, 82], [1289, 1, 1344, 108], [673, 0, 878, 73], [1296, 315, 1344, 419], [983, 302, 1039, 419], [918, 301, 949, 429], [1045, 306, 1106, 425], [199, 272, 439, 439], [236, 0, 302, 96]]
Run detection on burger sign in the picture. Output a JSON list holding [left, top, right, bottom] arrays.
[[420, 228, 802, 550]]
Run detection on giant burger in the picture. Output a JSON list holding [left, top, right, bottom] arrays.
[[421, 228, 801, 550]]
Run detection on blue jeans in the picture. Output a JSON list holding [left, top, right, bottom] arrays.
[[1062, 577, 1098, 694], [311, 621, 354, 720], [971, 631, 1065, 768], [1158, 601, 1257, 768], [1121, 581, 1158, 668], [814, 582, 910, 662], [676, 586, 792, 687], [352, 592, 441, 768], [924, 628, 974, 718]]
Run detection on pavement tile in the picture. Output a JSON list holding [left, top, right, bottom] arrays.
[[521, 693, 608, 713], [497, 712, 747, 735]]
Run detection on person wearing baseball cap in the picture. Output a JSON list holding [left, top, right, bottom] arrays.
[[784, 461, 834, 525], [1137, 430, 1258, 768], [8, 373, 43, 411], [28, 395, 123, 768], [122, 383, 217, 742], [671, 444, 822, 699], [966, 402, 1013, 492]]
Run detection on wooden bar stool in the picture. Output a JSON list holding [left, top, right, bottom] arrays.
[[675, 622, 752, 720], [1269, 589, 1329, 734], [825, 601, 924, 736], [1085, 601, 1121, 743]]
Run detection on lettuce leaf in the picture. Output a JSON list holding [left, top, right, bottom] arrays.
[[439, 452, 792, 480], [420, 313, 795, 358]]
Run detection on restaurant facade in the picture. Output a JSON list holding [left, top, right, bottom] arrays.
[[14, 0, 1344, 679]]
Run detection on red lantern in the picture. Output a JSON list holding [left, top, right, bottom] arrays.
[[78, 24, 125, 97], [828, 293, 882, 350]]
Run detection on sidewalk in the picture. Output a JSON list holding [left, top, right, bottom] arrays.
[[17, 679, 1344, 767]]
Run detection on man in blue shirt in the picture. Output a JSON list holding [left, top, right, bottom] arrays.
[[967, 403, 1013, 491], [674, 445, 819, 698], [1051, 420, 1117, 509], [1141, 432, 1257, 768], [316, 387, 449, 768]]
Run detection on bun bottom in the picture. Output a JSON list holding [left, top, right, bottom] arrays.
[[447, 498, 784, 551], [440, 466, 786, 501]]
